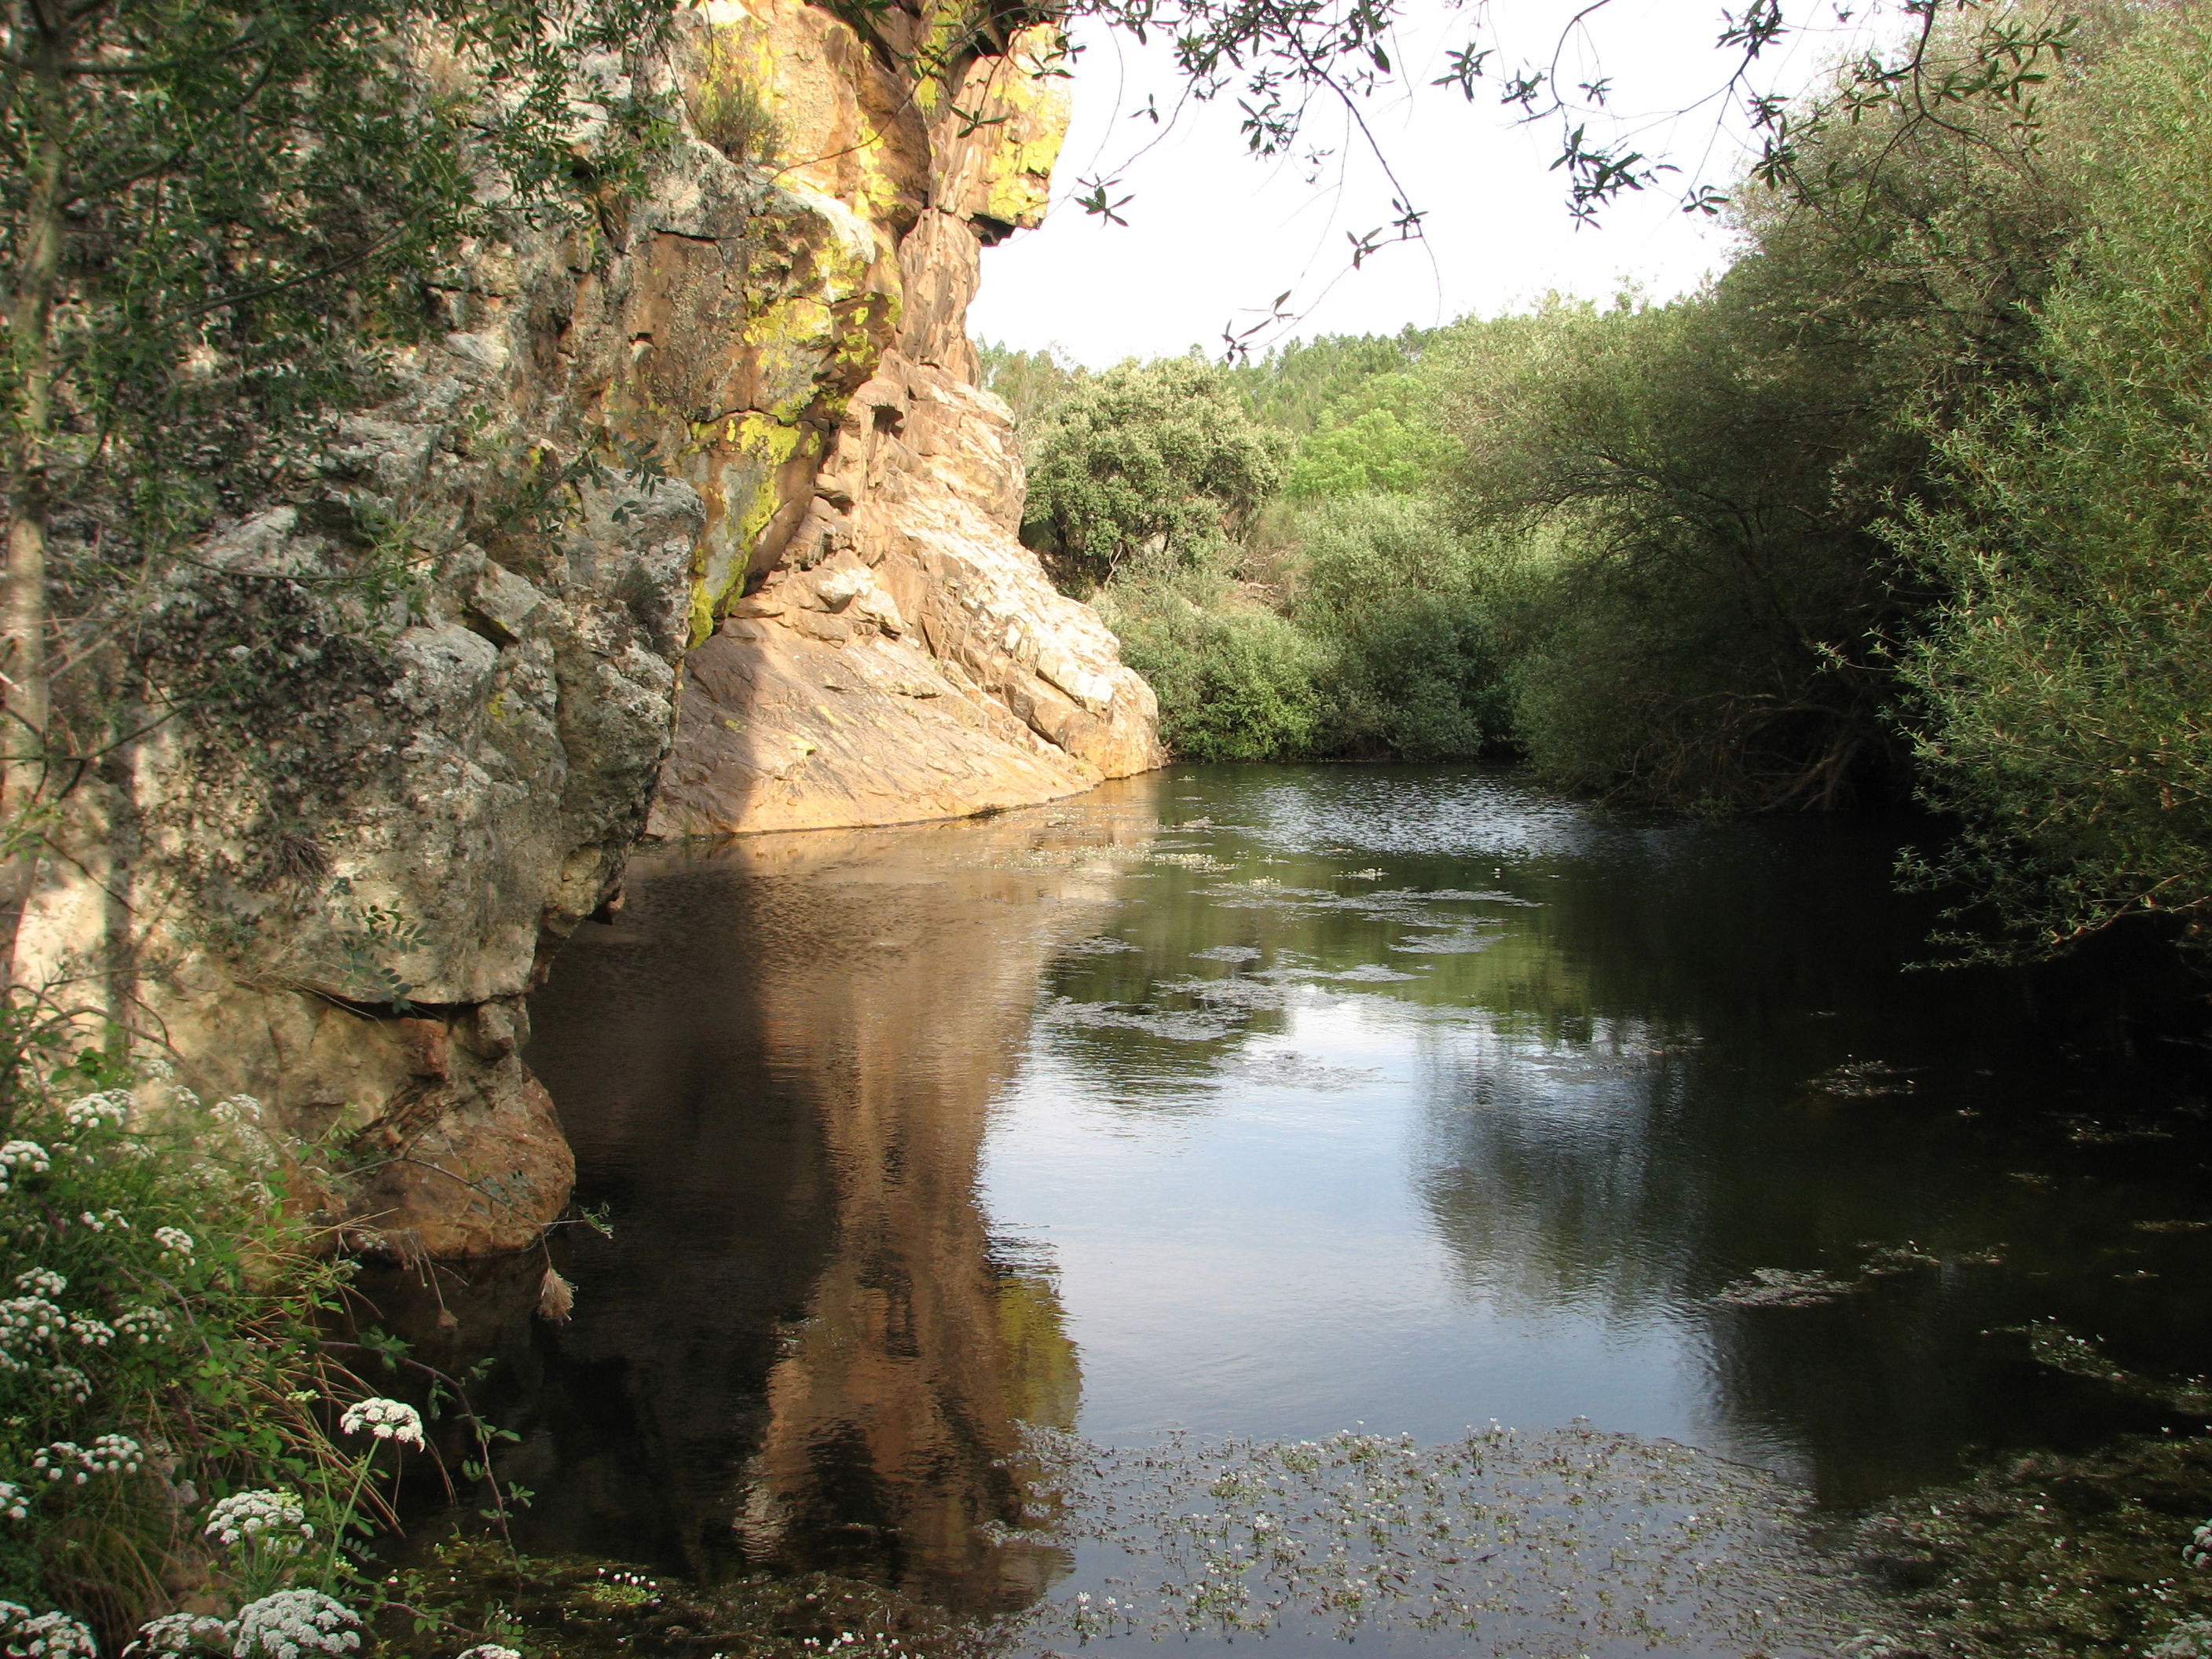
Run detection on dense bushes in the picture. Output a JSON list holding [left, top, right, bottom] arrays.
[[1007, 335, 1505, 764], [998, 0, 2212, 963], [1290, 495, 1504, 761], [1437, 0, 2087, 812], [0, 1019, 528, 1657], [1020, 357, 1289, 589], [1892, 7, 2212, 954]]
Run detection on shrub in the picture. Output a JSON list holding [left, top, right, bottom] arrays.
[[1292, 494, 1504, 760], [1022, 358, 1289, 590], [1097, 562, 1324, 761], [0, 1016, 475, 1653], [1891, 8, 2212, 954]]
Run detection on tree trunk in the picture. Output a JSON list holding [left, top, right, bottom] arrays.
[[0, 14, 70, 991]]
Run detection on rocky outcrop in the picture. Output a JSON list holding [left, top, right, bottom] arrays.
[[10, 0, 1159, 1258], [649, 8, 1162, 836], [650, 366, 1163, 835]]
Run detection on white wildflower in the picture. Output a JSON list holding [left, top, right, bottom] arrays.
[[338, 1397, 423, 1448], [63, 1093, 130, 1133], [128, 1613, 233, 1657], [13, 1272, 63, 1298], [65, 1316, 112, 1349], [0, 1606, 97, 1659], [229, 1590, 361, 1659], [2186, 1519, 2212, 1570], [42, 1366, 90, 1406], [211, 1094, 262, 1128], [91, 1434, 143, 1474], [152, 1228, 194, 1260], [0, 1297, 66, 1353], [455, 1648, 522, 1659], [4, 1610, 98, 1659], [203, 1490, 312, 1553], [0, 1483, 24, 1522], [36, 1434, 143, 1482], [0, 1143, 51, 1191], [114, 1305, 174, 1346], [2152, 1620, 2212, 1659]]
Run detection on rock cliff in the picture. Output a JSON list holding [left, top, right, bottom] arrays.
[[648, 4, 1161, 836], [12, 0, 1159, 1258]]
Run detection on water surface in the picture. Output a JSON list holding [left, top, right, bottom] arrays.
[[507, 764, 2212, 1646]]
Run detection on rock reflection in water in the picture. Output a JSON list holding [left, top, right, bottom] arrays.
[[511, 796, 1156, 1610]]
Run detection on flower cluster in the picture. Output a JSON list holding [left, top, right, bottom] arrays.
[[114, 1305, 174, 1346], [0, 1298, 66, 1372], [62, 1092, 130, 1133], [0, 1143, 50, 1191], [41, 1367, 89, 1406], [229, 1591, 361, 1659], [337, 1398, 423, 1448], [0, 1483, 24, 1522], [75, 1210, 130, 1233], [65, 1315, 113, 1350], [13, 1272, 64, 1299], [203, 1489, 313, 1552], [455, 1648, 522, 1659], [128, 1613, 233, 1657], [0, 1605, 97, 1659], [153, 1228, 195, 1261], [33, 1434, 143, 1482], [2154, 1620, 2212, 1659], [2188, 1520, 2212, 1571]]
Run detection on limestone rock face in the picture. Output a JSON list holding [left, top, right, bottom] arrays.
[[652, 364, 1162, 833], [12, 2, 1159, 1258], [649, 16, 1164, 836]]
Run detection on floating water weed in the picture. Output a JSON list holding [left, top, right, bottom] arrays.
[[990, 1423, 1869, 1656], [1713, 1269, 1860, 1309], [1035, 998, 1236, 1044], [1211, 1050, 1380, 1091], [1807, 1060, 1917, 1099]]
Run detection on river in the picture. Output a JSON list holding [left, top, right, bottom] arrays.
[[475, 764, 2212, 1655]]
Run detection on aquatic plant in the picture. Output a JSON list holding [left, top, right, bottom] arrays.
[[990, 1423, 1870, 1654], [1857, 1431, 2212, 1657]]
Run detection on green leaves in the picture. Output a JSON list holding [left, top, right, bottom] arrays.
[[2, 0, 676, 566], [1892, 9, 2212, 957], [1022, 357, 1289, 590]]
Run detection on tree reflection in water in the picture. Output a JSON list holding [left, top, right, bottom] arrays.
[[485, 762, 2212, 1654]]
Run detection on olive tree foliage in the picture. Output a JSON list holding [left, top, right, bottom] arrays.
[[1022, 356, 1289, 588], [1891, 8, 2212, 957], [0, 0, 674, 980]]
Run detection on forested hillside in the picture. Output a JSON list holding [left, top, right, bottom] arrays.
[[984, 0, 2212, 962]]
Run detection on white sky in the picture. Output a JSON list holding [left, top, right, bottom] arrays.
[[968, 0, 1888, 364]]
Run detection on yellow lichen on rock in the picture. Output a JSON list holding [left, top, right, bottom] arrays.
[[652, 2, 1162, 837]]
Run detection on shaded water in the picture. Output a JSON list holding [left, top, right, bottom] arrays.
[[498, 764, 2212, 1650]]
